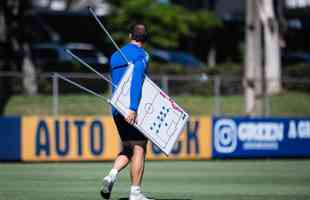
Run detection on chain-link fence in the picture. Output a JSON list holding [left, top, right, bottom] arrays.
[[1, 71, 310, 116]]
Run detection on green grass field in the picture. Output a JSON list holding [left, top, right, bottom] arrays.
[[1, 160, 310, 200], [4, 91, 310, 116]]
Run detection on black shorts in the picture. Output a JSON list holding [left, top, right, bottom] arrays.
[[113, 113, 147, 142]]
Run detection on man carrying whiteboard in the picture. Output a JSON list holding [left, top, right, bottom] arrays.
[[101, 23, 152, 200]]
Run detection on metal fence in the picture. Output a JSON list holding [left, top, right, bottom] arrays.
[[1, 71, 310, 116]]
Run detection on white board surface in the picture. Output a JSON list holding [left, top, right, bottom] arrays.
[[110, 64, 189, 155]]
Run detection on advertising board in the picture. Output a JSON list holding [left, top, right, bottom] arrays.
[[213, 117, 310, 158], [21, 116, 212, 161]]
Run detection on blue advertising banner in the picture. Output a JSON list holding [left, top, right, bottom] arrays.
[[212, 117, 310, 158], [0, 117, 21, 161]]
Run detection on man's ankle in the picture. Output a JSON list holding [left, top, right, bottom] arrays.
[[130, 185, 141, 194], [107, 168, 118, 182]]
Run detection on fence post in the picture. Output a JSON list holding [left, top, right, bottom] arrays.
[[264, 91, 271, 117], [214, 76, 221, 116], [108, 81, 112, 115], [162, 75, 169, 94], [52, 74, 59, 117]]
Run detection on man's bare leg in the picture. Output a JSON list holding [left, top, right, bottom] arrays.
[[112, 142, 133, 172], [129, 141, 152, 200], [101, 142, 132, 199], [112, 154, 129, 171], [130, 143, 146, 186]]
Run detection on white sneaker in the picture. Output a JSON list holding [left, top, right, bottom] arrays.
[[129, 192, 154, 200], [100, 175, 115, 199]]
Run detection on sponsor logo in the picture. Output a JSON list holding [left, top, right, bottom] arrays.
[[288, 120, 310, 139], [214, 119, 286, 153], [214, 119, 238, 153], [34, 119, 105, 157], [22, 116, 212, 161], [238, 122, 284, 150], [21, 117, 120, 161]]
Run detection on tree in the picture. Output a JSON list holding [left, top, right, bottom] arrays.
[[0, 1, 12, 115], [105, 0, 221, 51], [0, 0, 36, 114], [244, 0, 283, 116], [245, 0, 263, 116], [258, 0, 282, 94]]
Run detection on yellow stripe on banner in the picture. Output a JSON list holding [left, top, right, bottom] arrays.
[[22, 116, 120, 161], [21, 116, 212, 161], [146, 116, 212, 160]]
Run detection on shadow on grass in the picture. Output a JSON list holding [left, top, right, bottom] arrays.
[[118, 198, 191, 200]]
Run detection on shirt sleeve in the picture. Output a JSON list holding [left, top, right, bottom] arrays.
[[129, 54, 148, 111]]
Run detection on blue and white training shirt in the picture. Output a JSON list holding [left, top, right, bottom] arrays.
[[110, 43, 149, 116]]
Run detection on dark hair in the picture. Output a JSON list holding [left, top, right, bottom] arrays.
[[130, 23, 148, 42]]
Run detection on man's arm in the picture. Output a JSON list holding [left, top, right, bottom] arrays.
[[126, 56, 147, 125]]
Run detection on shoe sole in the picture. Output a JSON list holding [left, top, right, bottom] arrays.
[[100, 179, 111, 199], [129, 194, 154, 200]]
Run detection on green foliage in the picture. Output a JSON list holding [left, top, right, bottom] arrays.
[[149, 62, 186, 74], [283, 63, 310, 78], [149, 61, 209, 75], [204, 63, 243, 76], [5, 92, 310, 116], [282, 64, 310, 92], [149, 62, 242, 76], [106, 0, 222, 49], [190, 10, 222, 32]]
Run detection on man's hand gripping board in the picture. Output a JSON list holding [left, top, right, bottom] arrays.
[[110, 64, 189, 155]]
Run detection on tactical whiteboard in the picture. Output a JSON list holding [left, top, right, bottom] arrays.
[[110, 64, 189, 155]]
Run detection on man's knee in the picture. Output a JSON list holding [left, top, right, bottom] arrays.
[[119, 142, 133, 159], [119, 141, 147, 159], [133, 141, 147, 156]]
